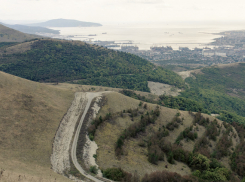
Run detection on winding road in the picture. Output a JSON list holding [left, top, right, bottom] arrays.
[[71, 92, 109, 182]]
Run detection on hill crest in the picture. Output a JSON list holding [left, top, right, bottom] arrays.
[[0, 23, 40, 42], [28, 18, 102, 27]]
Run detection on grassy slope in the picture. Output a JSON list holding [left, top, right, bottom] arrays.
[[94, 92, 239, 179], [0, 24, 39, 42], [0, 71, 74, 181]]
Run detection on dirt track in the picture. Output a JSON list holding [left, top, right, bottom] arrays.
[[51, 92, 88, 175], [51, 92, 111, 182]]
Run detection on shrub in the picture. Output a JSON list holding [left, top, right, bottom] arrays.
[[214, 133, 232, 159], [192, 170, 201, 177], [88, 114, 111, 140], [103, 168, 125, 181], [116, 137, 124, 149], [116, 106, 160, 156], [206, 119, 219, 141], [167, 151, 175, 164], [189, 153, 210, 171], [90, 165, 98, 174], [172, 145, 189, 163], [200, 168, 231, 182], [230, 140, 245, 177], [209, 158, 223, 169], [175, 126, 198, 144], [166, 121, 179, 131], [148, 145, 164, 164]]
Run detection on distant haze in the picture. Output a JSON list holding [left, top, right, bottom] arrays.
[[1, 0, 245, 24]]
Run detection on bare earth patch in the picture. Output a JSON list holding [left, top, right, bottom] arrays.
[[148, 81, 182, 96], [51, 92, 87, 174]]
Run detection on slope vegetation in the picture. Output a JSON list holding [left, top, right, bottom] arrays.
[[179, 63, 245, 124], [89, 92, 244, 182], [0, 71, 74, 181], [0, 39, 185, 92]]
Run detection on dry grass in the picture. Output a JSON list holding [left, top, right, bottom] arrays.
[[0, 157, 72, 182], [214, 63, 240, 68], [95, 92, 192, 177], [0, 71, 75, 181], [3, 41, 36, 54], [94, 93, 240, 178], [45, 83, 158, 101], [45, 83, 122, 93], [0, 71, 239, 181]]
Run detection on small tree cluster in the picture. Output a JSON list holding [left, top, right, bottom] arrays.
[[193, 136, 211, 157], [175, 126, 198, 144], [230, 139, 245, 177], [90, 166, 98, 174], [103, 168, 140, 182], [213, 133, 232, 159], [115, 106, 160, 156], [206, 119, 220, 141], [88, 113, 112, 140], [166, 121, 179, 131], [193, 111, 210, 126]]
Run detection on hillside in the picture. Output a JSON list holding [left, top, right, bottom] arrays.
[[0, 24, 40, 42], [1, 70, 245, 182], [177, 63, 245, 124], [0, 71, 74, 181], [0, 39, 185, 92], [82, 92, 245, 181], [28, 18, 102, 27]]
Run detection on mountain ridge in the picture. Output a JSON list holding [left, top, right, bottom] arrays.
[[1, 22, 60, 35], [27, 18, 102, 27], [0, 23, 40, 42]]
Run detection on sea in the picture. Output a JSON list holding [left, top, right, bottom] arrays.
[[49, 22, 245, 50]]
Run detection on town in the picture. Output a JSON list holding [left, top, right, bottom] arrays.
[[89, 30, 245, 68]]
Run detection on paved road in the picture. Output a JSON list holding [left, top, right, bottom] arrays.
[[70, 92, 107, 182]]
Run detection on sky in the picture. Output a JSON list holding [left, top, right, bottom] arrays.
[[0, 0, 245, 24]]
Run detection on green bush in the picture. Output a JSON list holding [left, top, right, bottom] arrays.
[[90, 165, 98, 174], [192, 170, 201, 177], [200, 168, 231, 181], [209, 158, 223, 169], [167, 151, 175, 164], [189, 154, 210, 171], [103, 168, 125, 181]]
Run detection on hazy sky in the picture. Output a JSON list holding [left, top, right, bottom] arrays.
[[1, 0, 245, 24]]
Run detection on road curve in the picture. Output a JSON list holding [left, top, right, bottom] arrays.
[[71, 92, 106, 182]]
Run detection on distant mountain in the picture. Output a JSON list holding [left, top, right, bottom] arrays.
[[2, 23, 60, 35], [0, 23, 40, 42], [28, 19, 102, 27]]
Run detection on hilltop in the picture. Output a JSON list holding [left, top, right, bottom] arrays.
[[0, 24, 40, 42], [28, 18, 102, 27]]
